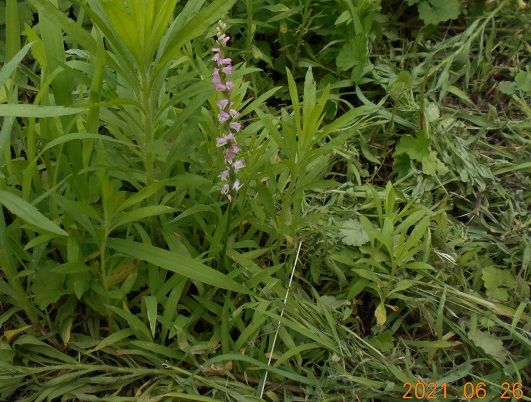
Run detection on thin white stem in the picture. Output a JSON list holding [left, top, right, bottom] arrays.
[[258, 241, 302, 399]]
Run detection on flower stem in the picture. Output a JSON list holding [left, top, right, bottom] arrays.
[[222, 201, 233, 268]]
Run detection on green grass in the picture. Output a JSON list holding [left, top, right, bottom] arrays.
[[0, 0, 529, 400]]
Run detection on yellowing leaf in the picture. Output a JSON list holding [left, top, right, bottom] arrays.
[[375, 302, 387, 326]]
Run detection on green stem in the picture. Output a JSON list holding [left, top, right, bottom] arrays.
[[222, 202, 233, 269], [140, 71, 161, 245], [141, 74, 154, 188]]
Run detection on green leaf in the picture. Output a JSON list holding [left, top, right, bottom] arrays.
[[110, 205, 175, 231], [482, 266, 517, 302], [143, 296, 158, 338], [106, 238, 250, 294], [52, 262, 91, 274], [469, 329, 506, 363], [0, 42, 33, 87], [515, 70, 531, 93], [339, 219, 370, 247], [395, 134, 429, 161], [31, 264, 66, 309], [336, 34, 368, 72], [107, 305, 152, 341], [498, 81, 516, 95], [88, 329, 134, 353], [367, 330, 394, 352], [417, 0, 461, 25], [0, 190, 68, 236], [0, 104, 85, 117]]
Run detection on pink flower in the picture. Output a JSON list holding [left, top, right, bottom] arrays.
[[225, 81, 233, 91], [217, 34, 230, 45], [217, 99, 229, 109], [229, 109, 240, 118], [232, 179, 242, 191], [233, 159, 245, 171], [212, 69, 225, 91], [222, 65, 232, 75], [212, 72, 220, 84], [218, 111, 230, 122], [216, 137, 228, 147], [230, 122, 241, 132], [212, 53, 221, 62], [225, 132, 236, 142], [220, 169, 229, 180], [221, 183, 230, 194], [225, 143, 239, 162], [220, 58, 232, 66]]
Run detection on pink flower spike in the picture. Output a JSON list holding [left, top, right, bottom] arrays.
[[218, 111, 230, 122], [216, 137, 228, 147], [220, 169, 229, 180], [225, 81, 234, 91], [229, 109, 240, 118], [233, 159, 245, 171], [217, 99, 229, 109], [230, 122, 241, 132]]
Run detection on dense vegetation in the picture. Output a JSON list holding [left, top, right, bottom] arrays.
[[0, 0, 529, 400]]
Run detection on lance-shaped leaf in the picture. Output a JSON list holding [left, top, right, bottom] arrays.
[[107, 238, 250, 294], [0, 190, 68, 236]]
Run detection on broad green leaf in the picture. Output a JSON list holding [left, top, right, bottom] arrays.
[[31, 265, 66, 309], [106, 238, 250, 294], [0, 190, 68, 236], [367, 330, 394, 352], [417, 0, 461, 25], [515, 70, 531, 93], [482, 266, 516, 302], [339, 219, 370, 247], [0, 104, 85, 117], [395, 134, 429, 161], [469, 329, 506, 363]]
